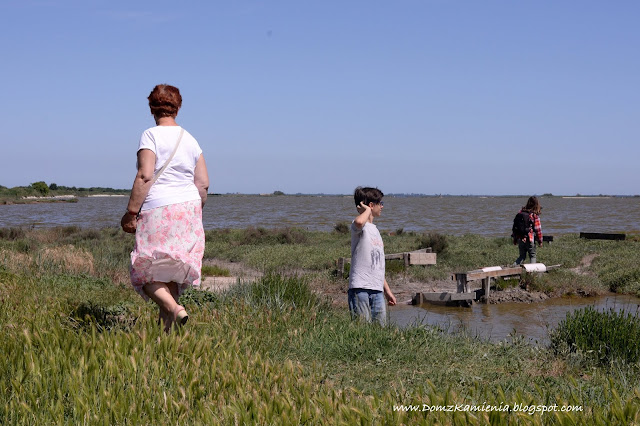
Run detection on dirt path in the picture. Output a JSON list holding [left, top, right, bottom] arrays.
[[569, 253, 598, 276]]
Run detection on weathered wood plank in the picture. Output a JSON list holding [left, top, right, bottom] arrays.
[[385, 253, 405, 260], [580, 232, 625, 241], [409, 252, 437, 265], [414, 292, 476, 303], [448, 292, 477, 301], [337, 248, 437, 275], [466, 267, 523, 281], [545, 264, 562, 271]]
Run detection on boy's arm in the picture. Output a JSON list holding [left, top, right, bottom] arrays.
[[353, 202, 372, 229], [383, 279, 396, 305]]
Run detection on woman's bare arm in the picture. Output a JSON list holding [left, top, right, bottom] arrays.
[[121, 149, 156, 232], [194, 154, 210, 207], [127, 149, 156, 213]]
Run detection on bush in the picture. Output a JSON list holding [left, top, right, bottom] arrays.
[[30, 181, 50, 196], [201, 265, 231, 277], [550, 306, 640, 365], [240, 227, 308, 245], [418, 232, 448, 254], [334, 222, 350, 234], [71, 301, 136, 331], [0, 227, 26, 240]]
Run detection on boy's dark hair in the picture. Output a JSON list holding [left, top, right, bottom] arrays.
[[354, 186, 384, 207]]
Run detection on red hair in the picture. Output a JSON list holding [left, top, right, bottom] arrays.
[[148, 84, 182, 118]]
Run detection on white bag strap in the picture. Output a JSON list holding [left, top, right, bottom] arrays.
[[136, 128, 184, 216], [150, 128, 184, 185]]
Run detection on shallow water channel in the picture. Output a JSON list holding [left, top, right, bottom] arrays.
[[390, 294, 640, 345]]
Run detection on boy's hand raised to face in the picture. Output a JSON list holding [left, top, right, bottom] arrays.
[[357, 201, 371, 214]]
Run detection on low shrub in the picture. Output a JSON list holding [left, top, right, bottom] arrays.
[[417, 232, 448, 254], [240, 226, 308, 245], [201, 264, 231, 277], [71, 300, 136, 331], [0, 227, 26, 240], [334, 222, 350, 234]]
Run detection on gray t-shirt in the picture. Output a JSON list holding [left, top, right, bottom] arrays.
[[348, 221, 385, 291]]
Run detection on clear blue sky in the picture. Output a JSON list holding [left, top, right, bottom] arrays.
[[1, 1, 638, 195]]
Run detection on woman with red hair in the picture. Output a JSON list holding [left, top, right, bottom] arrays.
[[121, 84, 209, 331]]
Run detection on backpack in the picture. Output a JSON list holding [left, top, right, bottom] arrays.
[[512, 211, 531, 239]]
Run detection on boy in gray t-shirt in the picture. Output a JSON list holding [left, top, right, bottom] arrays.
[[348, 187, 396, 325]]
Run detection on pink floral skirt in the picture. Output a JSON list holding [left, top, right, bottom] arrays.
[[130, 200, 205, 300]]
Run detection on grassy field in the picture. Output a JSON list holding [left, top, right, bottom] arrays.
[[1, 226, 640, 424]]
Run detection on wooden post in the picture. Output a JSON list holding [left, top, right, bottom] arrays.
[[455, 273, 469, 293], [403, 252, 410, 268], [337, 258, 345, 276], [482, 277, 491, 303], [413, 292, 423, 305]]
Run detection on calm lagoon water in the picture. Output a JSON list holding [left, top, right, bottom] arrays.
[[2, 194, 639, 236], [392, 294, 640, 344]]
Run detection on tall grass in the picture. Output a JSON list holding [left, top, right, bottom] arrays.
[[3, 264, 640, 423], [550, 306, 640, 365], [3, 227, 640, 422]]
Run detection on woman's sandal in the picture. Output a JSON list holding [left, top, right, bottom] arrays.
[[173, 304, 189, 326]]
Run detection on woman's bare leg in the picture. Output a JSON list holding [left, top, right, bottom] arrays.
[[167, 282, 189, 325], [144, 282, 179, 332], [167, 282, 180, 303]]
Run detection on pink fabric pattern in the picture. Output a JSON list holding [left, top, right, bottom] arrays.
[[130, 200, 204, 300]]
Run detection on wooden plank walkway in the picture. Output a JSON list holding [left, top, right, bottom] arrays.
[[413, 263, 561, 306]]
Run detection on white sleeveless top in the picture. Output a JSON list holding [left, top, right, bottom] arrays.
[[137, 126, 203, 211]]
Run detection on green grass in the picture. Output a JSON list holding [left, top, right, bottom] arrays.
[[2, 227, 640, 422], [1, 226, 639, 297], [3, 267, 640, 423]]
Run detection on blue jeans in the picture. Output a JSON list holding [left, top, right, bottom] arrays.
[[515, 239, 537, 264], [348, 288, 387, 326]]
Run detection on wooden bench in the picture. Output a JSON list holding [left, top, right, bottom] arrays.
[[579, 232, 625, 241]]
